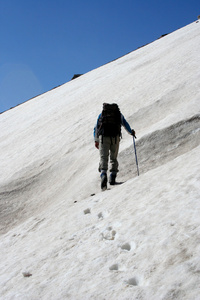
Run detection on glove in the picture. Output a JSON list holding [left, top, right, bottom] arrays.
[[95, 141, 99, 149], [131, 129, 136, 138]]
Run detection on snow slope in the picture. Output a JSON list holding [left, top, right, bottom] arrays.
[[0, 21, 200, 300]]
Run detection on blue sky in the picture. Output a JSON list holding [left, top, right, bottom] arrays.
[[0, 0, 199, 113]]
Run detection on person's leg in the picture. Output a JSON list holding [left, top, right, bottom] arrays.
[[109, 136, 120, 173], [99, 136, 111, 190], [109, 136, 120, 184], [99, 136, 110, 173]]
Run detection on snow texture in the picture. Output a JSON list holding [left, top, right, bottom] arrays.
[[0, 21, 200, 300]]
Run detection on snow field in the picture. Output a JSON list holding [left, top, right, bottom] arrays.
[[0, 21, 200, 299]]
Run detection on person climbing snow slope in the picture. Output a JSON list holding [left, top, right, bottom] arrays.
[[94, 103, 136, 190]]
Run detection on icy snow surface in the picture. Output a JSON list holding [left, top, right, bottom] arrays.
[[0, 21, 200, 300]]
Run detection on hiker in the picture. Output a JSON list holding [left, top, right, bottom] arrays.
[[94, 103, 136, 190]]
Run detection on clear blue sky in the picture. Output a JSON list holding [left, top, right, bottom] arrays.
[[0, 0, 199, 113]]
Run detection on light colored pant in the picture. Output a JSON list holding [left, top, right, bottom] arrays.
[[99, 135, 120, 173]]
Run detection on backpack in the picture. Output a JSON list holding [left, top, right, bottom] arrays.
[[97, 103, 121, 137]]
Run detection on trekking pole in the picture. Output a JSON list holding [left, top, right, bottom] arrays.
[[133, 136, 139, 176]]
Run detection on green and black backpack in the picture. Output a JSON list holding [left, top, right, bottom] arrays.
[[97, 103, 121, 137]]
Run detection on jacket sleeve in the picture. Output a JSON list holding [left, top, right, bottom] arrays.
[[94, 114, 101, 142], [121, 114, 132, 134]]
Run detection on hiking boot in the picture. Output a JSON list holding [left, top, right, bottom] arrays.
[[109, 173, 116, 185], [101, 172, 107, 190]]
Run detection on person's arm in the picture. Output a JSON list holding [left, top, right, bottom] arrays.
[[121, 114, 136, 137], [94, 114, 101, 148]]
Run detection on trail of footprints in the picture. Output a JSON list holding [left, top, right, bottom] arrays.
[[83, 206, 139, 287]]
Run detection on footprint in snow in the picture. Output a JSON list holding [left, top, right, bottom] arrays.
[[84, 208, 91, 214], [98, 212, 103, 220], [101, 226, 117, 240], [109, 264, 119, 271], [97, 210, 110, 220], [121, 242, 131, 251], [126, 277, 139, 286]]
